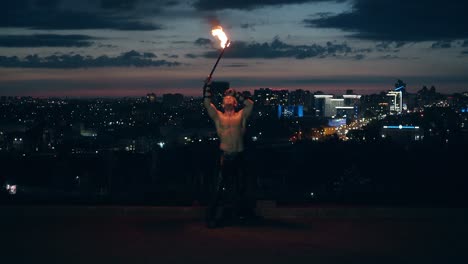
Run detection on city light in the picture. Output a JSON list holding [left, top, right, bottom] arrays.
[[0, 85, 466, 207], [383, 125, 420, 129], [5, 184, 17, 195]]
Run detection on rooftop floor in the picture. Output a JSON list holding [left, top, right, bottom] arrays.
[[1, 206, 467, 263]]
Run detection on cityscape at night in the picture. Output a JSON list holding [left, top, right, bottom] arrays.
[[1, 0, 468, 262], [1, 82, 467, 204]]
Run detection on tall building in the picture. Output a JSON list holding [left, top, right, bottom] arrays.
[[342, 94, 362, 120], [253, 88, 288, 106], [314, 94, 361, 119], [289, 89, 313, 111], [289, 89, 305, 105], [386, 80, 406, 114], [386, 90, 403, 114], [326, 98, 344, 117], [314, 95, 333, 117], [360, 93, 390, 116]]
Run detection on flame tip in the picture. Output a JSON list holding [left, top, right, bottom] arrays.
[[211, 26, 230, 48]]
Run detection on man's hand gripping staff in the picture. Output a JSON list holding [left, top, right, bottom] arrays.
[[203, 77, 212, 99]]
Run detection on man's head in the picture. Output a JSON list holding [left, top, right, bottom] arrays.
[[223, 88, 237, 110]]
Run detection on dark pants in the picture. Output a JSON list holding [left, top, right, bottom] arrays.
[[206, 151, 255, 225]]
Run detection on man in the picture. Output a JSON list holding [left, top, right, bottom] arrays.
[[203, 79, 255, 228]]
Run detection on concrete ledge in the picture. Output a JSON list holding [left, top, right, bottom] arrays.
[[257, 207, 468, 219], [1, 205, 467, 220], [0, 206, 205, 219]]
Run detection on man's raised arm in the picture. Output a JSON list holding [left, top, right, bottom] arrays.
[[236, 92, 254, 119], [203, 79, 219, 121]]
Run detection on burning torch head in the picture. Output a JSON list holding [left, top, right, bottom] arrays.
[[211, 26, 230, 49]]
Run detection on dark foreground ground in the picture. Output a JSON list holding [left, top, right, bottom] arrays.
[[1, 206, 467, 264]]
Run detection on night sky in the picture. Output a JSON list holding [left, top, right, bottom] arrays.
[[1, 0, 468, 97]]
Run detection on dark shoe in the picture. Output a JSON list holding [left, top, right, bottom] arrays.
[[237, 214, 264, 226], [206, 219, 218, 229], [206, 217, 224, 228]]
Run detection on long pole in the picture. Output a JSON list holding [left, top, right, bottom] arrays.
[[203, 40, 231, 94]]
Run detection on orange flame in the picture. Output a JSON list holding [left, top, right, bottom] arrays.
[[211, 26, 230, 49]]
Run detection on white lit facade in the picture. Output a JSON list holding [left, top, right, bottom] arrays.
[[386, 91, 403, 114]]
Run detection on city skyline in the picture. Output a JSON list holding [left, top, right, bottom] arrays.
[[1, 0, 468, 97]]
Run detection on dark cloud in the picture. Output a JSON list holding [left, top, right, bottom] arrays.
[[194, 38, 212, 46], [1, 0, 163, 30], [462, 40, 468, 47], [141, 40, 161, 45], [304, 0, 468, 41], [0, 34, 95, 47], [379, 55, 400, 60], [225, 63, 249, 68], [375, 41, 406, 52], [355, 47, 372, 53], [163, 53, 179, 58], [5, 0, 30, 10], [185, 53, 198, 59], [143, 52, 157, 58], [431, 40, 452, 49], [0, 50, 180, 68], [97, 43, 118, 48], [164, 1, 180, 7], [314, 12, 334, 18], [461, 50, 468, 55], [1, 11, 161, 30], [194, 0, 344, 11], [353, 54, 365, 60], [35, 0, 60, 8], [100, 0, 138, 10], [377, 55, 418, 60], [171, 41, 190, 44], [201, 38, 358, 59], [240, 23, 256, 30]]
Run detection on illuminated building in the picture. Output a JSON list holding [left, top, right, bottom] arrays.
[[381, 125, 424, 142], [314, 94, 361, 118], [12, 136, 25, 151], [254, 88, 288, 106], [343, 94, 362, 120], [323, 126, 336, 136], [146, 93, 157, 103], [386, 82, 406, 114], [328, 118, 346, 127], [314, 94, 333, 117], [277, 105, 303, 118], [327, 98, 344, 117], [289, 89, 312, 109], [335, 106, 355, 119], [386, 90, 403, 114], [80, 128, 97, 137], [309, 126, 337, 140]]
